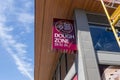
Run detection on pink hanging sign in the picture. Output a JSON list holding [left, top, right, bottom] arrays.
[[52, 18, 77, 51]]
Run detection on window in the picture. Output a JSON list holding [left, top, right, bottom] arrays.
[[90, 25, 120, 52]]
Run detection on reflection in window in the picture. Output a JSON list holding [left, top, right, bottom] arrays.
[[90, 25, 120, 52]]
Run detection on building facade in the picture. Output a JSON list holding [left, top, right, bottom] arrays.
[[35, 0, 120, 80]]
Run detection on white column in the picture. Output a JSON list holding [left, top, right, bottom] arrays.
[[74, 9, 101, 80]]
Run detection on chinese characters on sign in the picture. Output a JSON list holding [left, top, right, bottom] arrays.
[[52, 18, 77, 53]]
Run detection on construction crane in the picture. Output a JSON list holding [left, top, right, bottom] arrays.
[[100, 0, 120, 47]]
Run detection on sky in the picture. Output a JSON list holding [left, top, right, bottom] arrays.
[[0, 0, 34, 80]]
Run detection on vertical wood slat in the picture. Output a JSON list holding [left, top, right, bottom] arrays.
[[35, 0, 45, 80]]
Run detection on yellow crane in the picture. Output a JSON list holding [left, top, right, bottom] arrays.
[[100, 0, 120, 47]]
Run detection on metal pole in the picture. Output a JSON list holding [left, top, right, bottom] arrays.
[[100, 0, 120, 47]]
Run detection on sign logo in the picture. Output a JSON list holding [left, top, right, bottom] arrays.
[[55, 20, 73, 33]]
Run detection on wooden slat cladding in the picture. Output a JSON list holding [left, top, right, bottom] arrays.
[[35, 0, 45, 80], [35, 0, 115, 80], [36, 0, 74, 80]]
